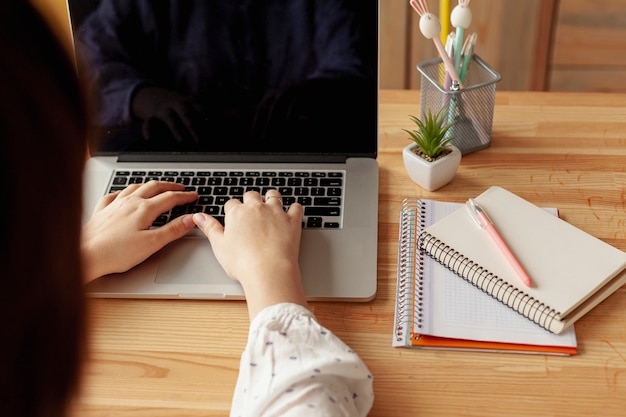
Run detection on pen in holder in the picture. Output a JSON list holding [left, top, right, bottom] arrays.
[[417, 55, 501, 154]]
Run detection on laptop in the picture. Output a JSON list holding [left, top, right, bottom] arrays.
[[70, 0, 379, 301]]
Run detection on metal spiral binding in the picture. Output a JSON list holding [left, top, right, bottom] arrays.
[[414, 199, 427, 330], [393, 198, 427, 344], [417, 232, 562, 333]]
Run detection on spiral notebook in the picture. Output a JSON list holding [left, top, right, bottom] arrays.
[[419, 186, 626, 335], [393, 197, 577, 355]]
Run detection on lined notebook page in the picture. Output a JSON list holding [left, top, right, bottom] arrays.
[[418, 199, 577, 347]]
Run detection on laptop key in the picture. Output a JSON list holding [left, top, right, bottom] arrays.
[[306, 217, 323, 228], [297, 197, 312, 206], [327, 187, 341, 196], [320, 178, 342, 186], [230, 186, 244, 196], [304, 207, 340, 216], [314, 197, 341, 206]]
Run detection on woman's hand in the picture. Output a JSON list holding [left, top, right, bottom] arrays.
[[81, 181, 198, 282], [192, 190, 306, 319]]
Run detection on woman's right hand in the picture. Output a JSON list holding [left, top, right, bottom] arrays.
[[192, 190, 306, 319]]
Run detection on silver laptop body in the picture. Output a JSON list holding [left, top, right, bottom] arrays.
[[73, 0, 379, 301]]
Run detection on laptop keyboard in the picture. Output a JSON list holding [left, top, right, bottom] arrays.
[[107, 169, 344, 229]]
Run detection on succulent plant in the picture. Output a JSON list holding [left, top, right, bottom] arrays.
[[403, 108, 456, 159]]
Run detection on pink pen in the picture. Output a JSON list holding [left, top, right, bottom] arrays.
[[466, 198, 534, 288]]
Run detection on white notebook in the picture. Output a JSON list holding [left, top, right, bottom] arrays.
[[393, 197, 577, 354], [419, 186, 626, 334]]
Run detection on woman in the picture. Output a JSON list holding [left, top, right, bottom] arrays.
[[0, 1, 373, 416]]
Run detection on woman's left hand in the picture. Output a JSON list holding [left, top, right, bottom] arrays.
[[81, 181, 198, 282]]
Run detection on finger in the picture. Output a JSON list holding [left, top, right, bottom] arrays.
[[251, 91, 276, 141], [242, 190, 263, 203], [192, 212, 224, 243], [142, 118, 154, 141], [128, 180, 187, 199], [94, 190, 121, 212], [287, 203, 304, 228], [264, 189, 283, 206], [116, 183, 143, 197], [162, 110, 185, 143], [145, 189, 199, 215], [177, 105, 202, 143], [147, 214, 197, 250], [286, 202, 303, 218], [223, 197, 242, 214]]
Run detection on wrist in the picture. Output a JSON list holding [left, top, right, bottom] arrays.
[[238, 264, 306, 320]]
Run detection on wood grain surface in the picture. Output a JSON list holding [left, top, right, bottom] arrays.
[[71, 90, 626, 416]]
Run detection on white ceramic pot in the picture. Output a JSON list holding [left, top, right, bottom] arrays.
[[402, 143, 461, 191]]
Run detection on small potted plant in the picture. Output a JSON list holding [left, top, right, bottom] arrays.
[[402, 108, 461, 191]]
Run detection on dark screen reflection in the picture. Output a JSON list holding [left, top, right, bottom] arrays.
[[74, 0, 377, 156]]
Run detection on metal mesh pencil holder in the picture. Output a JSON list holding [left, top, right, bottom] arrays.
[[417, 55, 501, 154]]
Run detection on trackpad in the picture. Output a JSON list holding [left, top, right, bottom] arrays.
[[154, 237, 232, 285]]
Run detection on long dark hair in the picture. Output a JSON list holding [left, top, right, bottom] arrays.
[[0, 1, 89, 416]]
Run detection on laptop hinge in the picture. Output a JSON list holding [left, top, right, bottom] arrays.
[[116, 153, 349, 163]]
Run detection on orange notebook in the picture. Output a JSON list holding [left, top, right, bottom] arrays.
[[409, 334, 577, 356], [392, 197, 577, 355]]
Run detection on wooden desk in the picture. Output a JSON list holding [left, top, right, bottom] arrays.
[[72, 90, 626, 417]]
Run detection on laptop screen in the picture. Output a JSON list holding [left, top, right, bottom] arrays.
[[68, 1, 378, 161]]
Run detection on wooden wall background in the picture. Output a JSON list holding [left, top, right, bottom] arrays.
[[31, 0, 626, 93], [550, 0, 626, 92]]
